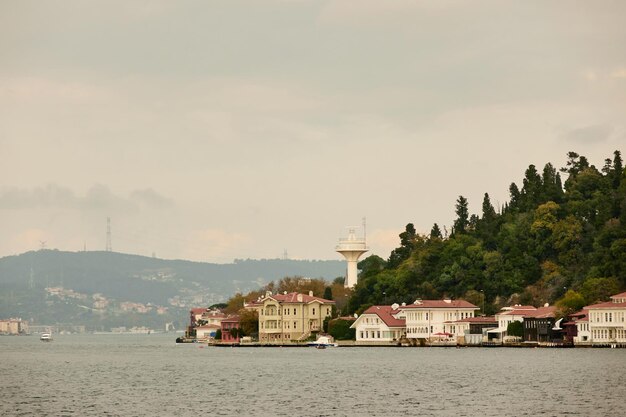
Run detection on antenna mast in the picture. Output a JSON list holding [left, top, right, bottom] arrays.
[[106, 217, 112, 252], [362, 217, 367, 241]]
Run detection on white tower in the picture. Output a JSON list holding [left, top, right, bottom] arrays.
[[336, 227, 368, 288]]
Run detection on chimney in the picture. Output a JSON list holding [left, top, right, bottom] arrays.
[[297, 294, 303, 302], [308, 290, 313, 297]]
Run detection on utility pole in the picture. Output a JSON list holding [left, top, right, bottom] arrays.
[[106, 217, 112, 252]]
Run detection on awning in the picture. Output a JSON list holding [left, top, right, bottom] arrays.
[[487, 328, 507, 334]]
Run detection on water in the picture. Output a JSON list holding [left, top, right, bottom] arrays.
[[1, 334, 625, 417]]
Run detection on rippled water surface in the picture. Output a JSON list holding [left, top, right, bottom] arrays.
[[1, 334, 625, 416]]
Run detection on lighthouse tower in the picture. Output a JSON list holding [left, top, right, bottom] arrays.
[[336, 227, 368, 288]]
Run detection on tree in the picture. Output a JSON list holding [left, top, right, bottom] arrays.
[[387, 224, 417, 268], [328, 318, 356, 340], [555, 290, 586, 317], [430, 223, 443, 239], [453, 196, 469, 234], [214, 329, 222, 340], [238, 309, 259, 338], [507, 320, 523, 338], [323, 286, 333, 301]]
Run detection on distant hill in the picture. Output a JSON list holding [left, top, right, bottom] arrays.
[[0, 250, 345, 330]]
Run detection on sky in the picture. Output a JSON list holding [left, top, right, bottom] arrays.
[[1, 0, 625, 263]]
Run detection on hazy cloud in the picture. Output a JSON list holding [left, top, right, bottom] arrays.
[[130, 188, 175, 209], [0, 184, 172, 212], [561, 125, 614, 144]]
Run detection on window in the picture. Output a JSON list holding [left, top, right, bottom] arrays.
[[312, 308, 316, 315], [294, 308, 296, 315], [294, 321, 297, 329]]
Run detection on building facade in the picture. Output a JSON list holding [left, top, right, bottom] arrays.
[[220, 315, 241, 343], [400, 299, 479, 342], [585, 292, 626, 346], [253, 291, 335, 343], [350, 304, 406, 345]]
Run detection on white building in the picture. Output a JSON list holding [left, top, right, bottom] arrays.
[[586, 292, 626, 346], [488, 305, 537, 341], [351, 304, 406, 345], [400, 299, 479, 342]]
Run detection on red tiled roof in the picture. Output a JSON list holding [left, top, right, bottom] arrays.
[[584, 301, 626, 309], [611, 292, 626, 299], [523, 306, 556, 319], [266, 292, 335, 305], [196, 324, 221, 329], [191, 308, 207, 314], [447, 316, 497, 324], [221, 315, 240, 323], [362, 305, 406, 328], [400, 300, 478, 309]]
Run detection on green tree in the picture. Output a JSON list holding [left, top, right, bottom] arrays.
[[328, 318, 356, 340], [453, 196, 469, 235], [323, 286, 333, 301], [555, 290, 586, 317], [238, 309, 259, 338], [507, 320, 523, 338], [214, 329, 222, 340], [430, 223, 443, 239]]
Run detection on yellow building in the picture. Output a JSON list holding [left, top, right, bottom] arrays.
[[248, 291, 334, 343]]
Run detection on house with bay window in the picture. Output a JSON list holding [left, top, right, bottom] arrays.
[[585, 292, 626, 346], [401, 298, 479, 344], [250, 291, 334, 344], [350, 304, 406, 345]]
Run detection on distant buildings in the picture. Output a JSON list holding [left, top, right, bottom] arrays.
[[0, 318, 29, 335]]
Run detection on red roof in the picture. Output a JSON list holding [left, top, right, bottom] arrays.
[[611, 292, 626, 299], [221, 315, 240, 323], [523, 306, 556, 319], [362, 305, 406, 328], [584, 301, 626, 309], [266, 292, 335, 305], [196, 324, 220, 330], [400, 300, 478, 309], [447, 316, 497, 324], [191, 308, 207, 315]]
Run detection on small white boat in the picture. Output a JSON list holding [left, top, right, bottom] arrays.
[[40, 333, 53, 342], [307, 335, 338, 348]]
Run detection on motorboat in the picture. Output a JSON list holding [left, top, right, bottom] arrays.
[[40, 333, 53, 342], [307, 335, 338, 348]]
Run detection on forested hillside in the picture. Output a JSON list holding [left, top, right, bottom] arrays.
[[0, 250, 344, 329], [349, 151, 626, 316]]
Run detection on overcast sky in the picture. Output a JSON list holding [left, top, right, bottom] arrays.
[[1, 0, 625, 263]]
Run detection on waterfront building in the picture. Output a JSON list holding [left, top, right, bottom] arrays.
[[585, 292, 626, 346], [400, 298, 479, 343], [488, 305, 537, 341], [563, 311, 590, 345], [254, 291, 335, 343], [0, 318, 29, 335], [350, 304, 406, 345], [443, 316, 497, 345], [195, 324, 221, 341], [220, 315, 241, 343], [521, 306, 558, 343]]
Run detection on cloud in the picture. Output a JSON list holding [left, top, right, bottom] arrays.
[[561, 124, 613, 144], [130, 188, 174, 209], [0, 184, 172, 211], [611, 69, 626, 79], [182, 229, 253, 262]]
